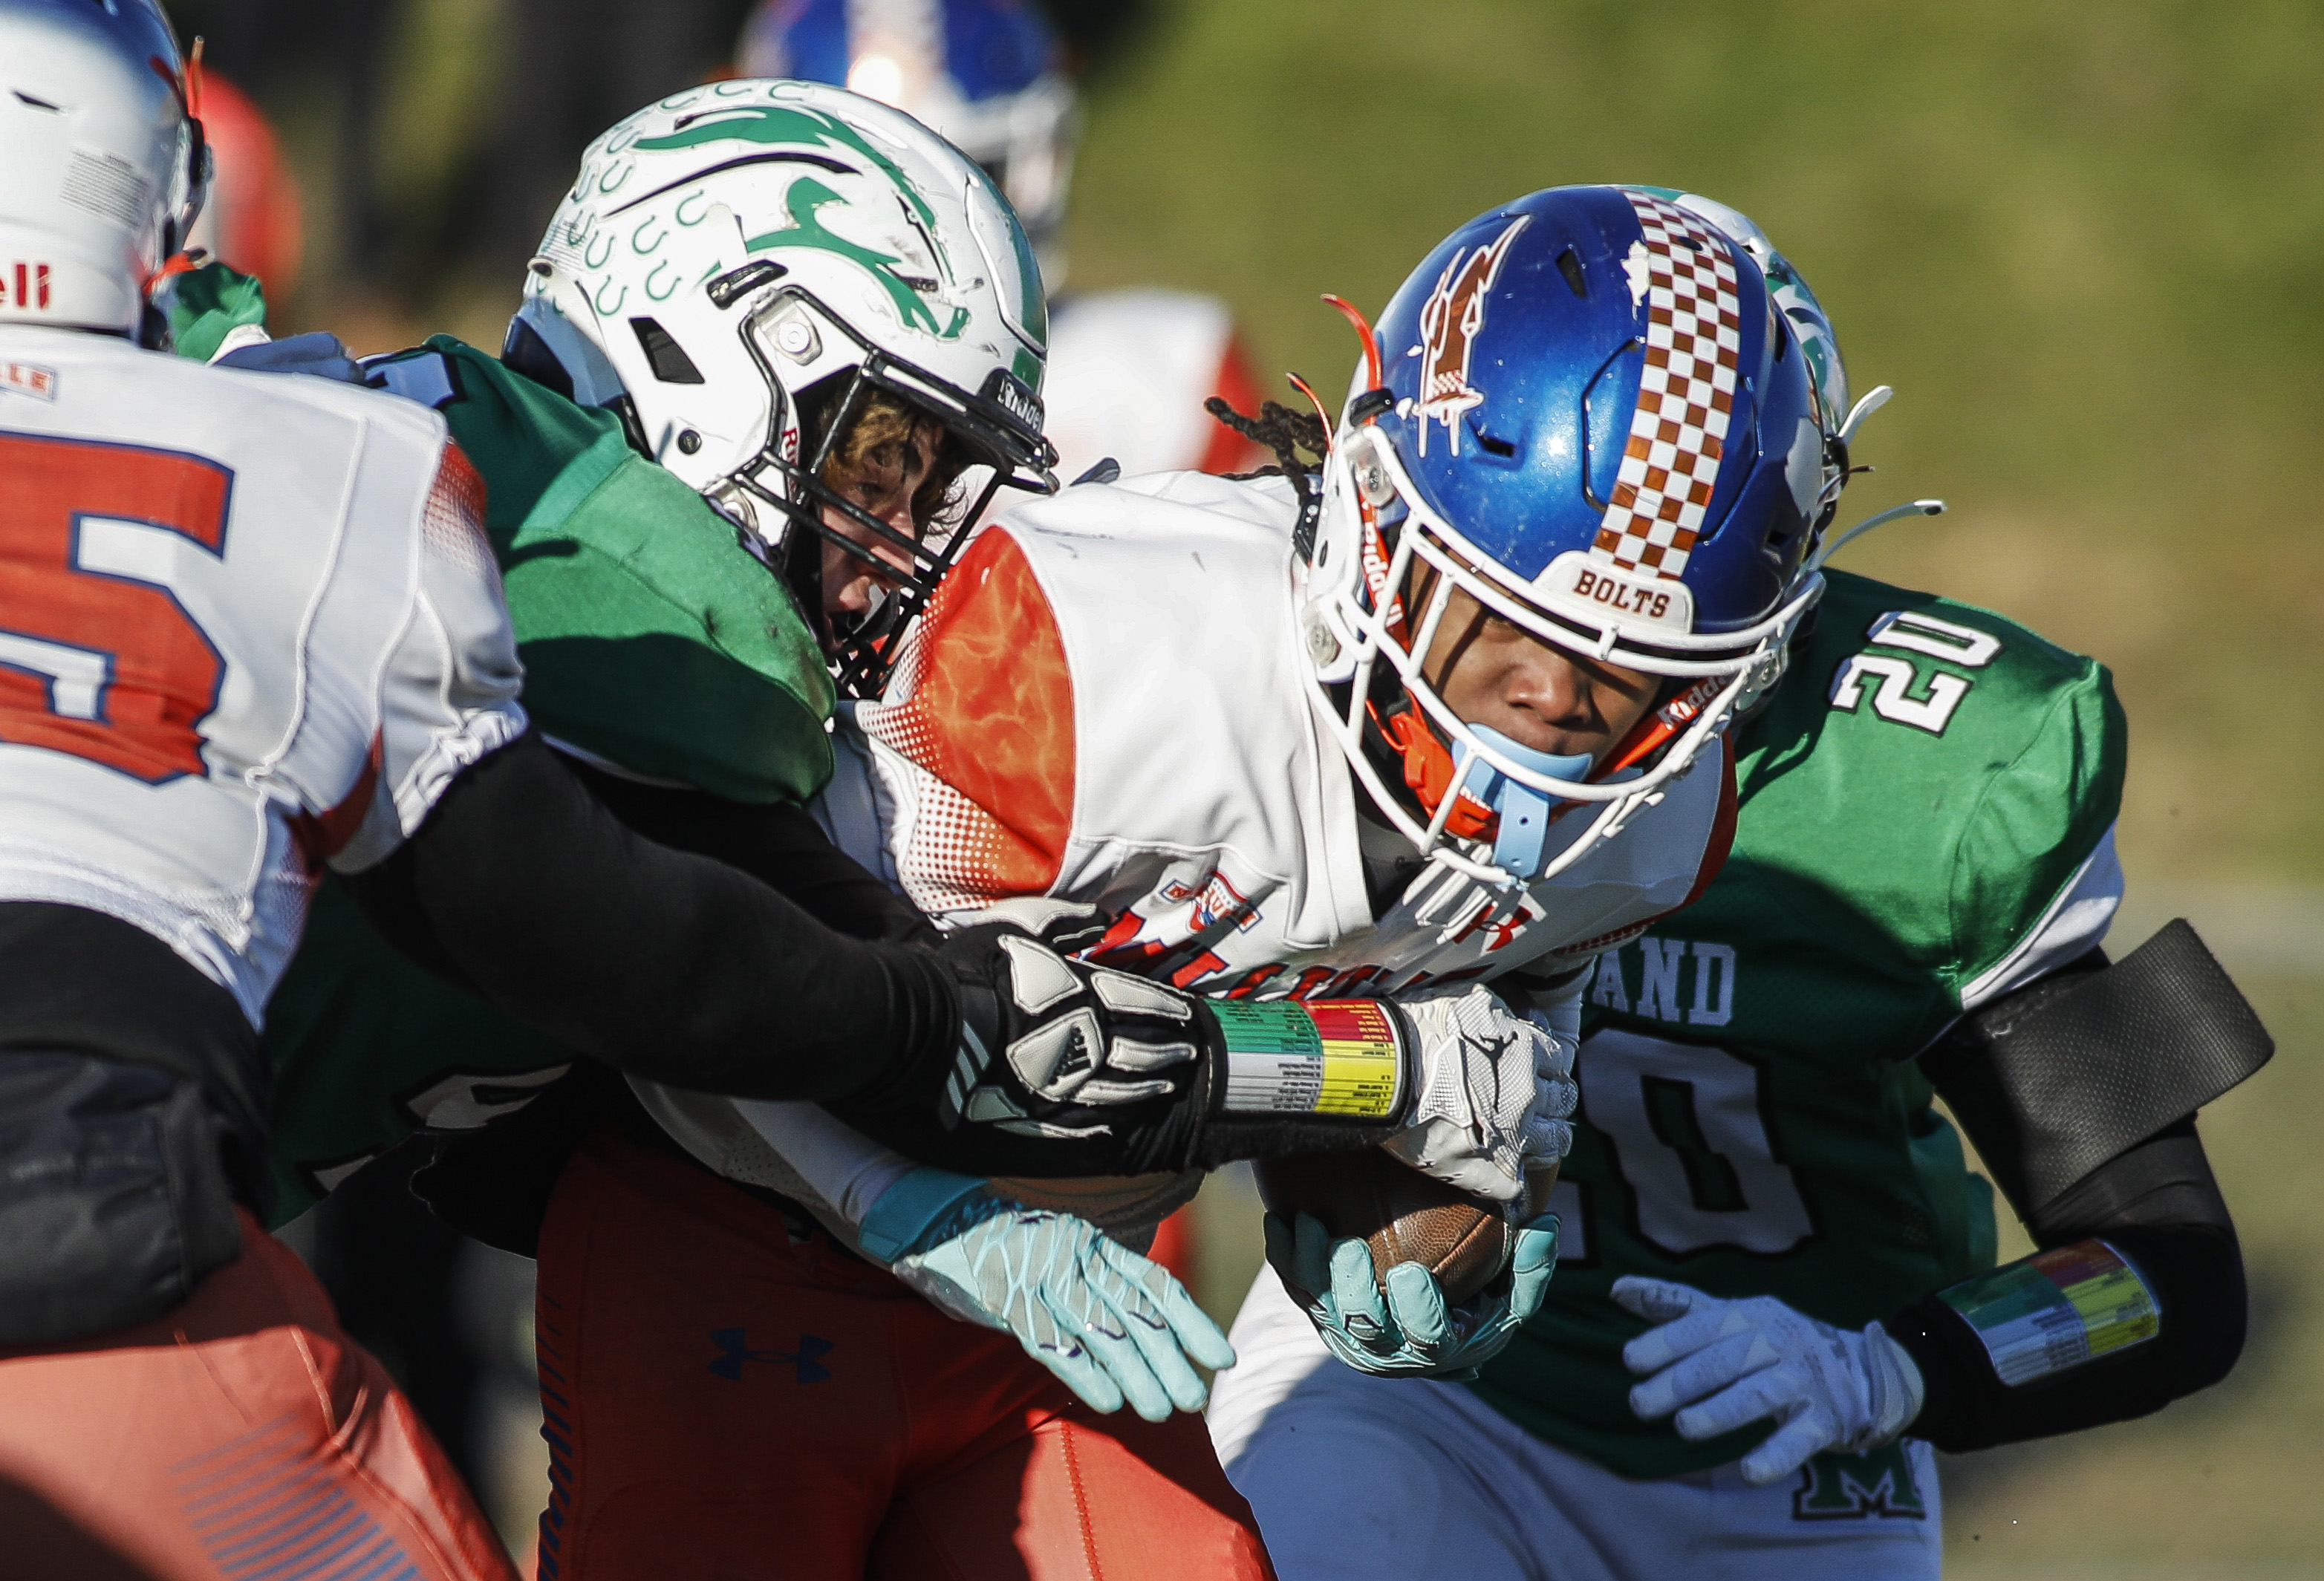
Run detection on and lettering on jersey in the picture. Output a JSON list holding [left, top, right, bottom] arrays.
[[1477, 568, 2128, 1481], [1587, 935, 1738, 1027]]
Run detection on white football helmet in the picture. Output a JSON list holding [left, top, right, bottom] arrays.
[[0, 0, 208, 338], [737, 0, 1078, 289], [509, 79, 1056, 694]]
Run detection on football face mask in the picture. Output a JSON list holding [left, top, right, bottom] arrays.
[[510, 79, 1057, 696], [1299, 185, 1834, 888]]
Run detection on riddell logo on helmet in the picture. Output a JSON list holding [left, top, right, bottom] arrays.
[[1413, 216, 1528, 457], [1, 264, 54, 311]]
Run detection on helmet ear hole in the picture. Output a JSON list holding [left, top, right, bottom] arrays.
[[630, 317, 706, 385]]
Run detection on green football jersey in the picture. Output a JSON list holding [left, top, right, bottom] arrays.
[[1472, 569, 2126, 1480], [258, 338, 836, 1222]]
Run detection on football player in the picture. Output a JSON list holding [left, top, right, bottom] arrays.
[[1207, 195, 2268, 1581], [737, 0, 1274, 490], [0, 17, 1503, 1574], [554, 180, 1833, 1579], [228, 80, 1568, 1574]]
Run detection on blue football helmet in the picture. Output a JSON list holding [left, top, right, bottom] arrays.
[[1301, 185, 1839, 887], [738, 0, 1076, 286]]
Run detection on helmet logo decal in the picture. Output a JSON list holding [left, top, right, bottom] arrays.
[[636, 105, 939, 229], [1413, 215, 1529, 457], [744, 176, 970, 339], [1589, 190, 1742, 581]]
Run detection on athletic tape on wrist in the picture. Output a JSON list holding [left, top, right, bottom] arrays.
[[1215, 1000, 1404, 1118], [1938, 1239, 2160, 1388], [857, 1166, 996, 1264]]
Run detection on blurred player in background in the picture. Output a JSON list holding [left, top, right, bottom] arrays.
[[738, 0, 1272, 495], [181, 70, 302, 307], [1208, 194, 2269, 1581]]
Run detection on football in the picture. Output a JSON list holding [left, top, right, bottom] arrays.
[[1254, 1150, 1558, 1306]]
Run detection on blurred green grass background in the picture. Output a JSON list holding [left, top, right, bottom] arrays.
[[246, 0, 2324, 1571]]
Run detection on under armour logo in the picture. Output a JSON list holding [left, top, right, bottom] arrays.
[[708, 1328, 834, 1383]]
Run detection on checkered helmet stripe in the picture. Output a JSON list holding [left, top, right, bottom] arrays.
[[1589, 189, 1745, 581]]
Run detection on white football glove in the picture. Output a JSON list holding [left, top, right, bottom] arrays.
[[1612, 1277, 1925, 1484], [1382, 984, 1576, 1202]]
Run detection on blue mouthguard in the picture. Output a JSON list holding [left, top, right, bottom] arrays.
[[1455, 726, 1595, 880]]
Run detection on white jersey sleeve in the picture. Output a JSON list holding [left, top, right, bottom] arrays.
[[333, 443, 527, 872], [0, 326, 525, 1023]]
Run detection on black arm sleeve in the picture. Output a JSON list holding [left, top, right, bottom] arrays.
[[1897, 954, 2247, 1453], [556, 760, 940, 948], [342, 729, 958, 1104]]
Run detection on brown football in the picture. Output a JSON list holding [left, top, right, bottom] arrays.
[[1254, 1150, 1558, 1306]]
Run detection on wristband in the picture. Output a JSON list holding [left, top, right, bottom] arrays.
[[857, 1165, 997, 1264], [1938, 1239, 2160, 1388], [1215, 1000, 1405, 1119]]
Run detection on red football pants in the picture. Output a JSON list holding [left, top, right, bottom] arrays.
[[0, 1207, 514, 1581], [533, 1125, 1276, 1581]]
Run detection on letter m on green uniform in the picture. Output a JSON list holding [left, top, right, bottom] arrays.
[[1791, 1443, 1928, 1521]]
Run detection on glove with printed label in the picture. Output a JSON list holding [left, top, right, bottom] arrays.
[[1266, 1205, 1560, 1380], [855, 903, 1575, 1187], [883, 1169, 1236, 1422], [1612, 1277, 1926, 1484]]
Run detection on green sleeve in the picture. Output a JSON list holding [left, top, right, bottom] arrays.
[[1946, 656, 2126, 1003], [262, 878, 574, 1226], [163, 261, 269, 362], [409, 338, 838, 803], [500, 439, 836, 803]]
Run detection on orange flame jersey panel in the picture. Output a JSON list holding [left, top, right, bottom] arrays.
[[856, 527, 1074, 909]]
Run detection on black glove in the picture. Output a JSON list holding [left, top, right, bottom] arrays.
[[937, 914, 1212, 1138], [835, 901, 1420, 1179]]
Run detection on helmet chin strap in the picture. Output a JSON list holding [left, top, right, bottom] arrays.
[[1454, 726, 1595, 881]]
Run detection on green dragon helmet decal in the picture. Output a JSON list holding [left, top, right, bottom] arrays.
[[513, 78, 1057, 697], [746, 175, 969, 340]]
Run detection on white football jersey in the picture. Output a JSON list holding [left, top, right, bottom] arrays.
[[1041, 290, 1272, 484], [822, 469, 1732, 994], [639, 469, 1729, 1248], [0, 326, 526, 1024]]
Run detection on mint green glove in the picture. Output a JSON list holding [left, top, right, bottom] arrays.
[[1266, 1208, 1559, 1380], [892, 1195, 1235, 1422]]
